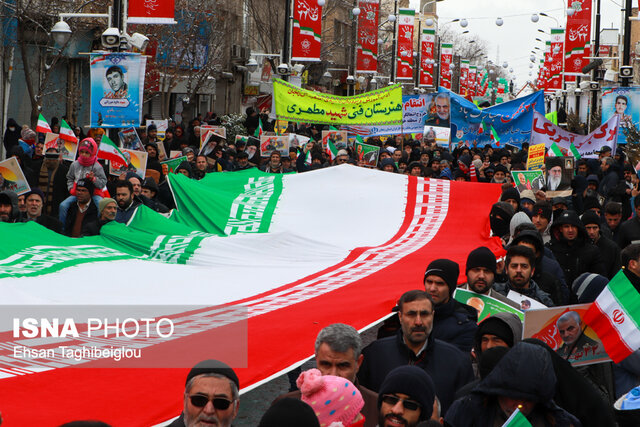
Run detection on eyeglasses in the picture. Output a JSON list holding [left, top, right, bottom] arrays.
[[381, 394, 421, 411], [188, 394, 234, 410]]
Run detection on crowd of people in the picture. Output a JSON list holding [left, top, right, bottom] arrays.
[[2, 109, 640, 426]]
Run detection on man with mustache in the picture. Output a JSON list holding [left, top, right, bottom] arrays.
[[423, 259, 477, 352], [377, 366, 436, 427], [167, 359, 239, 427], [459, 246, 519, 309], [358, 290, 474, 416], [494, 246, 554, 307]]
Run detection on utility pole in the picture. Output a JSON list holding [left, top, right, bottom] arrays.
[[390, 0, 398, 82], [622, 0, 632, 87]]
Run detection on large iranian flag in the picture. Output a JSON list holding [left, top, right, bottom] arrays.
[[0, 166, 503, 425]]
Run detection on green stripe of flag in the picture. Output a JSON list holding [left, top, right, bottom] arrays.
[[607, 270, 640, 332], [549, 141, 563, 157]]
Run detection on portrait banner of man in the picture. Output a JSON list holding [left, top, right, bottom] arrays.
[[523, 303, 610, 366], [90, 52, 146, 128], [108, 148, 148, 177], [544, 157, 573, 197], [602, 86, 640, 144], [0, 157, 31, 195], [453, 289, 523, 322], [424, 92, 450, 128], [512, 170, 545, 195]]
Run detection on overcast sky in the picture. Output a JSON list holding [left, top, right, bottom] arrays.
[[408, 0, 626, 89]]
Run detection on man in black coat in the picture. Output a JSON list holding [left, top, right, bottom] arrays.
[[423, 259, 477, 352], [547, 210, 607, 287], [581, 211, 621, 279], [65, 178, 98, 237], [618, 196, 640, 249], [357, 290, 474, 416]]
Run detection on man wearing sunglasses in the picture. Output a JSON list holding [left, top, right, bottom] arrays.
[[377, 365, 436, 427], [167, 359, 239, 427]]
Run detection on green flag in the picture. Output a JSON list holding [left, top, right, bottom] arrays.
[[545, 111, 558, 125], [502, 408, 532, 427], [254, 118, 263, 138], [326, 138, 338, 161], [569, 142, 581, 160], [490, 125, 501, 146], [548, 141, 564, 157]]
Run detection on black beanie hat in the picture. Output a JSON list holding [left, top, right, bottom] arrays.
[[477, 317, 515, 348], [258, 398, 320, 427], [424, 259, 460, 296], [501, 187, 520, 204], [493, 164, 508, 175], [76, 178, 95, 195], [466, 246, 497, 275], [583, 196, 602, 212], [185, 359, 239, 390], [581, 211, 601, 227], [531, 202, 552, 221], [572, 272, 609, 303], [378, 366, 435, 421]]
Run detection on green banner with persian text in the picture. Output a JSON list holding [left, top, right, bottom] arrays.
[[273, 78, 403, 126]]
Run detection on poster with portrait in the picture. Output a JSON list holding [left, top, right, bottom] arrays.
[[147, 119, 168, 141], [200, 125, 226, 147], [0, 157, 30, 195], [523, 304, 610, 367], [544, 157, 574, 197], [423, 125, 451, 148], [453, 289, 523, 322], [245, 137, 260, 161], [355, 141, 380, 167], [108, 148, 148, 177], [511, 170, 545, 195], [321, 130, 348, 150], [44, 133, 60, 151], [60, 139, 78, 163], [90, 52, 146, 128], [288, 133, 310, 150], [260, 136, 289, 157], [602, 87, 640, 145], [160, 156, 187, 175], [118, 127, 143, 151]]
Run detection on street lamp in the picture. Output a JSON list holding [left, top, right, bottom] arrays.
[[246, 58, 259, 73], [495, 17, 503, 26], [51, 20, 72, 45]]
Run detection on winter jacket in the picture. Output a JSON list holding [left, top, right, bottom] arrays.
[[493, 278, 555, 307], [432, 298, 478, 353], [65, 200, 99, 237], [593, 235, 621, 279], [445, 342, 581, 427], [115, 196, 142, 224], [547, 210, 607, 287], [473, 312, 522, 357], [66, 161, 108, 193], [357, 330, 474, 416], [617, 216, 640, 249]]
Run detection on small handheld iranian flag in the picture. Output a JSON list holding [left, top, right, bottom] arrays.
[[305, 150, 312, 165], [254, 118, 263, 138], [583, 269, 640, 363], [478, 120, 486, 134], [548, 141, 564, 157], [98, 135, 127, 164], [36, 114, 52, 133], [569, 142, 581, 160], [326, 138, 338, 162], [59, 119, 78, 143], [489, 125, 501, 146], [502, 408, 532, 427]]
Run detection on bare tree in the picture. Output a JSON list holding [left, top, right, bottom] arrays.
[[134, 0, 239, 119]]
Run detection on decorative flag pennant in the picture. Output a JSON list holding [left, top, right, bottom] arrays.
[[584, 270, 640, 363], [36, 114, 52, 134], [59, 119, 78, 143], [304, 150, 313, 165], [97, 135, 128, 165]]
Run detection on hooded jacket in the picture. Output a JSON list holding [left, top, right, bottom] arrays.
[[473, 312, 522, 358], [0, 190, 20, 222], [547, 210, 606, 288], [493, 278, 554, 307], [3, 118, 21, 152], [445, 342, 580, 427]]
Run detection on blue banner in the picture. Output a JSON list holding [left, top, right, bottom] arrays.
[[343, 93, 445, 137], [90, 53, 146, 128], [446, 88, 545, 149]]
